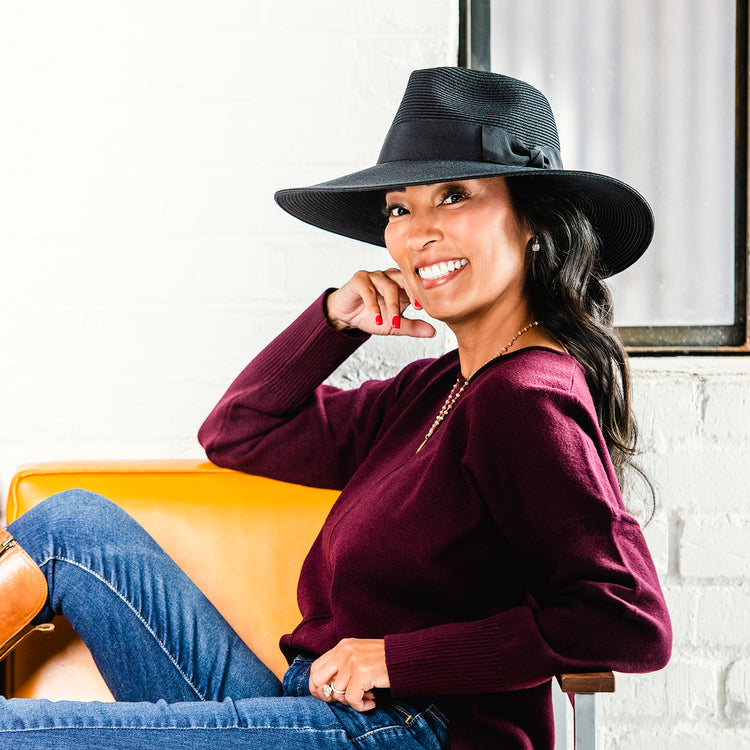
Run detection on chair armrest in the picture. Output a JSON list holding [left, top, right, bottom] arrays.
[[555, 673, 614, 750], [556, 671, 615, 694]]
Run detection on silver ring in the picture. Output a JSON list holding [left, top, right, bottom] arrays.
[[323, 683, 346, 698]]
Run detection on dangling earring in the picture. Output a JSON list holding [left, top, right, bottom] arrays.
[[531, 237, 541, 253]]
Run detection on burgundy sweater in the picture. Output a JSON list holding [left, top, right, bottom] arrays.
[[198, 294, 672, 750]]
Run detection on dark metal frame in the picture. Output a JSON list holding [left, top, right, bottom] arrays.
[[459, 0, 750, 355]]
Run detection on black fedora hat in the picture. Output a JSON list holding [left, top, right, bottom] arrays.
[[274, 67, 653, 277]]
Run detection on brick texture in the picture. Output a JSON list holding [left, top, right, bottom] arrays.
[[599, 359, 750, 749]]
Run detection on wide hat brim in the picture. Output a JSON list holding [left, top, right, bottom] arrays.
[[275, 161, 653, 278], [274, 68, 654, 278]]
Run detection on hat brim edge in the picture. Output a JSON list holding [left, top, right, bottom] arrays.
[[274, 161, 654, 278]]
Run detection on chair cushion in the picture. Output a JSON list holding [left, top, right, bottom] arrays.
[[5, 460, 338, 698]]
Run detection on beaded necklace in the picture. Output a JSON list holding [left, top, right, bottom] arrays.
[[415, 321, 540, 453]]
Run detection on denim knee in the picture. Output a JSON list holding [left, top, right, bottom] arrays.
[[33, 489, 122, 529], [10, 489, 137, 554]]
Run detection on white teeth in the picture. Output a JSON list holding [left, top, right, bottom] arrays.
[[418, 259, 467, 280]]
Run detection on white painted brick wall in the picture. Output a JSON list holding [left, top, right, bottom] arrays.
[[598, 358, 750, 749], [727, 660, 750, 720], [2, 3, 749, 749], [0, 0, 458, 484]]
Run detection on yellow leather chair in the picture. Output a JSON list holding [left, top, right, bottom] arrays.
[[2, 460, 613, 749], [3, 459, 337, 699]]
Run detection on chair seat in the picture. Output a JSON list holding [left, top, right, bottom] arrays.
[[4, 460, 337, 696]]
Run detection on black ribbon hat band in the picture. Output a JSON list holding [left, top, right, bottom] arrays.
[[378, 119, 563, 171]]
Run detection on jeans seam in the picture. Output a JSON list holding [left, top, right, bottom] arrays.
[[40, 555, 205, 701], [390, 702, 449, 732], [3, 727, 347, 733], [424, 706, 448, 730], [354, 723, 414, 741], [295, 660, 311, 696], [390, 703, 412, 721]]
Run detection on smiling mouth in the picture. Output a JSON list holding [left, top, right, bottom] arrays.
[[417, 259, 468, 280]]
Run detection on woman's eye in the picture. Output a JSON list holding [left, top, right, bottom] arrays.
[[386, 205, 408, 218], [443, 191, 467, 205]]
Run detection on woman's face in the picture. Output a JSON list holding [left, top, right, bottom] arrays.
[[383, 176, 533, 327]]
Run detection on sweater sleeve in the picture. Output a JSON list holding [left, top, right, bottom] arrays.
[[385, 515, 671, 695], [384, 369, 672, 696], [199, 292, 405, 490]]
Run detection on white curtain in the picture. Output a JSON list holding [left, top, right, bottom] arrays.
[[491, 0, 735, 326]]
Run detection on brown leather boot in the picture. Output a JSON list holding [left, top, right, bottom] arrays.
[[0, 528, 54, 661]]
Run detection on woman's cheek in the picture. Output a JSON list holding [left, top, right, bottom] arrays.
[[384, 222, 396, 251], [384, 226, 406, 265]]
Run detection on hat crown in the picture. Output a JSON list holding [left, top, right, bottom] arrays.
[[391, 67, 561, 152]]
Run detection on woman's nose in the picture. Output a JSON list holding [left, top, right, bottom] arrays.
[[406, 209, 442, 251]]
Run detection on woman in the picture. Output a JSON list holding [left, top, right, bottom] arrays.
[[0, 67, 670, 749]]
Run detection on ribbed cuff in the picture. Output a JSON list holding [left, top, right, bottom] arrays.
[[385, 607, 557, 696]]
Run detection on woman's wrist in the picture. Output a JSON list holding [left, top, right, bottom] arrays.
[[324, 290, 351, 331]]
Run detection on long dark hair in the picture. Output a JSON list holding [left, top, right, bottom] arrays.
[[505, 176, 654, 522]]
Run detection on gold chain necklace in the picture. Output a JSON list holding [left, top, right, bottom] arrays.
[[416, 321, 540, 453]]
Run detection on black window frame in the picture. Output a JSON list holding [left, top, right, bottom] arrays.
[[459, 0, 750, 355]]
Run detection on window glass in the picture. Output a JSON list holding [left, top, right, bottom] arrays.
[[490, 0, 736, 326]]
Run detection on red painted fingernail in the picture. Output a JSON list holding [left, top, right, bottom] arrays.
[[375, 314, 383, 326], [392, 315, 400, 329], [413, 299, 422, 310]]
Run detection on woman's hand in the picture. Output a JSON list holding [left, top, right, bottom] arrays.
[[309, 638, 390, 712], [326, 269, 436, 338]]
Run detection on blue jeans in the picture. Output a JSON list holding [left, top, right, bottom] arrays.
[[0, 491, 449, 749]]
